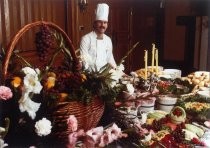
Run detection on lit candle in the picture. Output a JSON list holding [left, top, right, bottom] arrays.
[[144, 50, 148, 79], [155, 49, 159, 74], [151, 43, 155, 72]]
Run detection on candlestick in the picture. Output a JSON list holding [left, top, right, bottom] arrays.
[[155, 49, 159, 74], [144, 50, 148, 79], [151, 43, 155, 72]]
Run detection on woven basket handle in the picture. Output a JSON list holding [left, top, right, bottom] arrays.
[[2, 21, 81, 81]]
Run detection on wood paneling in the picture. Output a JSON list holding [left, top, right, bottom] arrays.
[[131, 0, 160, 71], [0, 0, 66, 49]]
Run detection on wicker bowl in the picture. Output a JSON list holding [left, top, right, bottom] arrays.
[[50, 97, 104, 139], [2, 21, 105, 142]]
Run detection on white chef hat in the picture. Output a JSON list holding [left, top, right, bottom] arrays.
[[95, 3, 109, 21]]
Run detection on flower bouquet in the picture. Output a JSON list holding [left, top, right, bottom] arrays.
[[0, 21, 136, 146]]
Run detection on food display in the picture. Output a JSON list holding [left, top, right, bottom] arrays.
[[114, 65, 210, 147], [135, 66, 164, 79], [182, 71, 210, 87]]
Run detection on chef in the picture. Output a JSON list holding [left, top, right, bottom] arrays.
[[79, 3, 116, 71]]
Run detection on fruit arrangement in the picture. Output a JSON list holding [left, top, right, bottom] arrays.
[[170, 106, 186, 124], [140, 107, 207, 147], [115, 106, 209, 147], [182, 71, 210, 87]]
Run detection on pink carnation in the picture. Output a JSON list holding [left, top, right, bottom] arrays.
[[67, 115, 78, 132], [66, 129, 84, 148], [0, 86, 13, 100], [98, 132, 113, 147]]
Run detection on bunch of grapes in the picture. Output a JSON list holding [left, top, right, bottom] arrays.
[[171, 123, 185, 143], [35, 24, 55, 61]]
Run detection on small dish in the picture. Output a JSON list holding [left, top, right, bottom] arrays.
[[194, 71, 210, 79], [157, 94, 178, 112], [197, 90, 210, 98], [163, 69, 182, 79], [199, 87, 210, 91]]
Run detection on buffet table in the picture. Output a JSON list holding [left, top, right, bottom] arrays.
[[110, 70, 210, 147]]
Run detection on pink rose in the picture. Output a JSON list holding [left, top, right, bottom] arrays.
[[0, 86, 13, 100], [67, 115, 78, 132]]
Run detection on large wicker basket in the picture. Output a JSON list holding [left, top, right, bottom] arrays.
[[2, 21, 104, 141]]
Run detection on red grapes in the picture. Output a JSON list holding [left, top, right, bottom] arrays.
[[35, 24, 55, 62]]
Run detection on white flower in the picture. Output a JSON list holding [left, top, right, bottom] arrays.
[[0, 138, 8, 148], [23, 74, 43, 94], [19, 90, 30, 102], [116, 63, 125, 71], [0, 127, 5, 133], [110, 81, 117, 88], [109, 64, 125, 85], [19, 97, 41, 119], [130, 71, 138, 77], [22, 67, 38, 75], [18, 67, 43, 119], [35, 118, 52, 136], [126, 83, 135, 94], [35, 68, 41, 75]]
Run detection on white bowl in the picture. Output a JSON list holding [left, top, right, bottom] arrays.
[[157, 104, 174, 112], [163, 69, 182, 79], [197, 90, 210, 98], [158, 94, 178, 104], [199, 87, 210, 91], [157, 95, 178, 112], [194, 71, 210, 79], [139, 106, 154, 112], [138, 97, 156, 112]]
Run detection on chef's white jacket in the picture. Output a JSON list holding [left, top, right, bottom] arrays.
[[80, 31, 116, 71]]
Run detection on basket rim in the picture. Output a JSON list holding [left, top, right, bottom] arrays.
[[2, 21, 81, 81]]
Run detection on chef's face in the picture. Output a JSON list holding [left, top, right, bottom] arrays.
[[94, 20, 108, 34]]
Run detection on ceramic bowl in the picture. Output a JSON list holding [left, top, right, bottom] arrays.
[[162, 69, 182, 79], [194, 71, 210, 79], [197, 90, 210, 98], [138, 97, 156, 112], [157, 94, 178, 112]]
